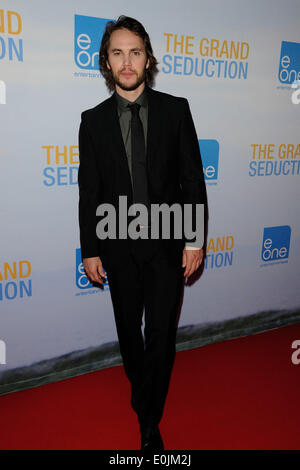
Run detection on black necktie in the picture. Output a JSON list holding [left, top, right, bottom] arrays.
[[127, 103, 150, 216]]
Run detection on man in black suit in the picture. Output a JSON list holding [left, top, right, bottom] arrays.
[[78, 15, 207, 450]]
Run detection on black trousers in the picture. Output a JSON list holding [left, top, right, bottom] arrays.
[[104, 235, 185, 429]]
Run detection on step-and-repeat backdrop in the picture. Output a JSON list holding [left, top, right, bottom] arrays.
[[1, 0, 299, 371]]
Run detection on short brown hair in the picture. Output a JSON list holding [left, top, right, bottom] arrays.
[[99, 15, 159, 93]]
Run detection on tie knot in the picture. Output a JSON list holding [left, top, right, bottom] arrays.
[[127, 102, 141, 116]]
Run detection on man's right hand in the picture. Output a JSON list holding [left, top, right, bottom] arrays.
[[83, 256, 106, 285]]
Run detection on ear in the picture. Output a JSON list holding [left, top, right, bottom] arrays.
[[146, 57, 150, 69], [106, 59, 111, 70]]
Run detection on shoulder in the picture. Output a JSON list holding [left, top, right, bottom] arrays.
[[147, 87, 190, 119], [148, 86, 188, 106], [80, 94, 114, 122]]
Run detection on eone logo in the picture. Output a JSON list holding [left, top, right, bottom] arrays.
[[76, 248, 93, 289], [0, 339, 6, 365], [278, 41, 300, 85], [261, 225, 291, 263], [199, 139, 219, 182], [0, 79, 5, 104], [74, 14, 113, 70]]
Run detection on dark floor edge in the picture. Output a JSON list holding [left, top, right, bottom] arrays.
[[0, 308, 299, 396]]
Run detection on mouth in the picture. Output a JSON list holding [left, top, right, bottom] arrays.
[[120, 71, 136, 78]]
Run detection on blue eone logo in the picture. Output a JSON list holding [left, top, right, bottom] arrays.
[[76, 248, 92, 289], [261, 225, 291, 263], [199, 139, 219, 182], [278, 41, 300, 84], [74, 14, 113, 70]]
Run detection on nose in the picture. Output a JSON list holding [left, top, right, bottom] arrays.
[[122, 53, 132, 67]]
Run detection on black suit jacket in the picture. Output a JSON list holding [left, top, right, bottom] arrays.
[[78, 84, 207, 269]]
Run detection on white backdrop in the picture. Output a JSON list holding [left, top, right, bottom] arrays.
[[0, 0, 300, 372]]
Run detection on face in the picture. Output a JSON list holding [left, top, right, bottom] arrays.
[[106, 28, 150, 91]]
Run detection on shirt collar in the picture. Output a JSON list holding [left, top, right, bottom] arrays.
[[115, 86, 148, 113]]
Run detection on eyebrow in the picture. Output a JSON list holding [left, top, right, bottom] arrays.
[[111, 47, 144, 52]]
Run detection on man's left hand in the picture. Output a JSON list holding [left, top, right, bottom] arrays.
[[182, 248, 204, 277]]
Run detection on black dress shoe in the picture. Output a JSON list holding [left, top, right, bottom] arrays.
[[140, 424, 164, 451]]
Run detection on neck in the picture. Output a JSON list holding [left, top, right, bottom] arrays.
[[115, 81, 145, 102]]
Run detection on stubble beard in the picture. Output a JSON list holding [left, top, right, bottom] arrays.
[[112, 67, 147, 91]]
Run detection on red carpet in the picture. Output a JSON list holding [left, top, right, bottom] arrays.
[[0, 322, 300, 450]]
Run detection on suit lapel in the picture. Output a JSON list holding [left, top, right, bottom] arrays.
[[104, 85, 163, 182], [145, 85, 163, 172], [105, 92, 132, 189]]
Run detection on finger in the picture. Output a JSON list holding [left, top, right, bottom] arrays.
[[184, 260, 193, 277], [96, 272, 104, 284], [190, 262, 198, 276], [184, 253, 198, 275], [195, 256, 201, 269], [185, 258, 198, 277], [90, 270, 104, 284], [193, 260, 200, 273], [97, 265, 106, 279]]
